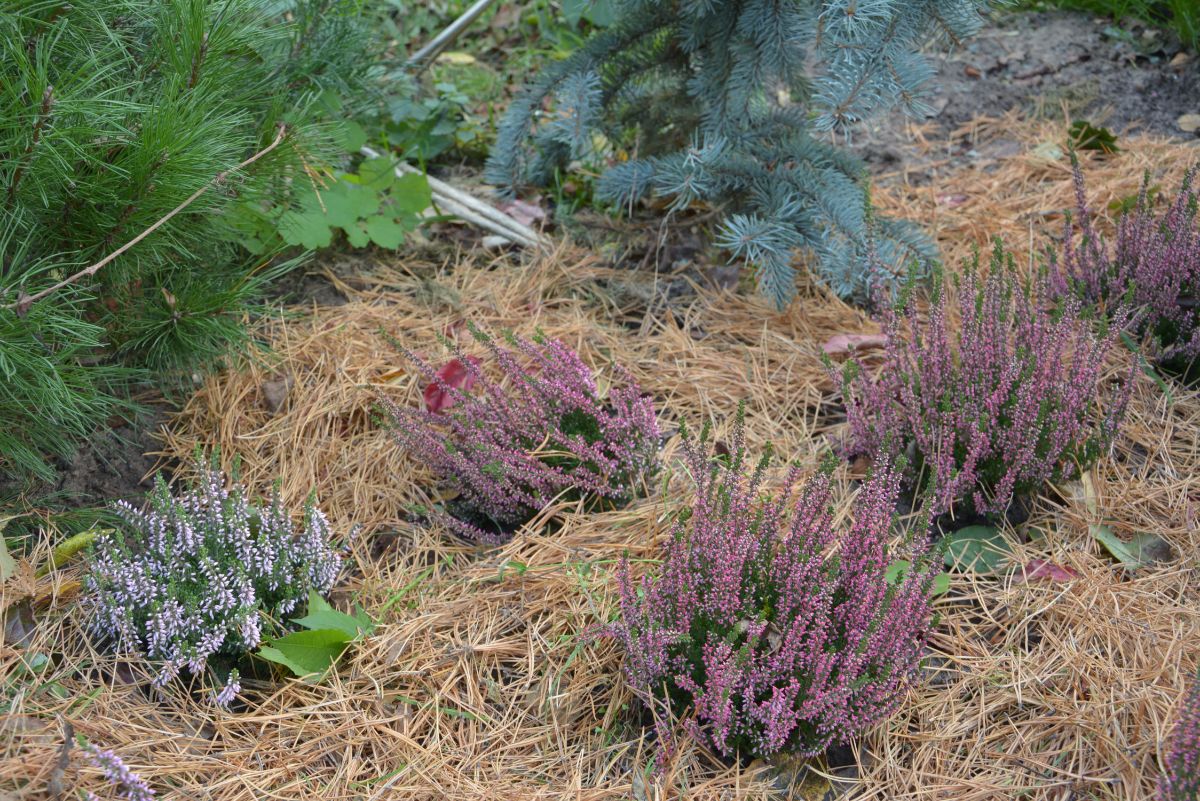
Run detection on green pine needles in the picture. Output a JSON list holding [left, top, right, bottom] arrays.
[[0, 0, 382, 481], [487, 0, 992, 308]]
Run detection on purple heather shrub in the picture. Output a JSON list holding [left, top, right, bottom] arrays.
[[608, 414, 936, 760], [80, 742, 155, 801], [1051, 162, 1200, 362], [380, 325, 660, 542], [837, 247, 1131, 517], [1160, 670, 1200, 801], [83, 460, 341, 697]]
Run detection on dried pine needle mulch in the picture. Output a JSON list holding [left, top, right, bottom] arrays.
[[4, 119, 1200, 801]]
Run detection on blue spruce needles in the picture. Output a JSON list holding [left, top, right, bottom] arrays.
[[486, 0, 991, 308]]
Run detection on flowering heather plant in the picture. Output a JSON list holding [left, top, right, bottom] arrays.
[[837, 249, 1130, 517], [1051, 163, 1200, 363], [380, 326, 660, 542], [1160, 670, 1200, 801], [83, 460, 341, 698], [608, 415, 936, 760], [80, 742, 155, 801]]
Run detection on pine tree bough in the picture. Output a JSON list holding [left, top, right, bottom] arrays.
[[487, 0, 992, 308], [3, 125, 289, 317]]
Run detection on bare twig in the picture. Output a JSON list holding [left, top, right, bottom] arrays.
[[3, 124, 288, 315]]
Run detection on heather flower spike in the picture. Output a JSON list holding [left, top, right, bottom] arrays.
[[609, 410, 937, 761], [1051, 160, 1200, 364], [83, 457, 341, 698], [380, 325, 660, 542], [80, 742, 155, 801], [838, 245, 1132, 517], [1160, 669, 1200, 801]]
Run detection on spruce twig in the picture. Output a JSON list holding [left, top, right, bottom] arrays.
[[4, 124, 288, 316]]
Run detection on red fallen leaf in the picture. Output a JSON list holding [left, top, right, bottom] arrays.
[[822, 333, 887, 354], [1017, 558, 1080, 583], [424, 356, 481, 414]]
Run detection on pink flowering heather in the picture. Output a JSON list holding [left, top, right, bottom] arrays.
[[83, 460, 341, 699], [80, 742, 155, 801], [1160, 670, 1200, 801], [608, 414, 936, 760], [837, 250, 1131, 517], [1051, 162, 1200, 362], [380, 325, 660, 542]]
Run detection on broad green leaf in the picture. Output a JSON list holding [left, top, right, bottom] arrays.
[[257, 628, 351, 678], [942, 525, 1012, 574], [357, 157, 398, 192], [884, 559, 910, 585], [277, 210, 333, 249], [1093, 525, 1175, 568], [885, 559, 951, 596], [322, 182, 381, 229], [37, 528, 100, 577], [390, 172, 432, 216], [0, 520, 16, 583], [1069, 120, 1119, 154], [345, 223, 371, 249], [365, 216, 406, 249], [292, 591, 374, 638]]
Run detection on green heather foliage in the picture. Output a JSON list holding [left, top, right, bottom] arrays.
[[0, 0, 382, 481], [487, 0, 992, 308]]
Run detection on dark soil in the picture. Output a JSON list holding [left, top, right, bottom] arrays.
[[853, 10, 1199, 168], [0, 403, 169, 510]]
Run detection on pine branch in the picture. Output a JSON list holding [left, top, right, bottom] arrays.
[[4, 125, 288, 316], [5, 84, 54, 211]]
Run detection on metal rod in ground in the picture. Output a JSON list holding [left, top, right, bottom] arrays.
[[407, 0, 500, 70]]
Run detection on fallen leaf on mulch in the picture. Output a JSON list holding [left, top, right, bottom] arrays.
[[261, 374, 294, 414], [1017, 559, 1080, 583], [498, 198, 547, 228], [424, 356, 481, 414]]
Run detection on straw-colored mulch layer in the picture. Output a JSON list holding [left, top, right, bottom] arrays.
[[3, 119, 1199, 801]]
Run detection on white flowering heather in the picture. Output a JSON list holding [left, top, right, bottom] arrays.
[[83, 463, 341, 692]]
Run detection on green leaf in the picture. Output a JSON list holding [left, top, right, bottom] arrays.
[[885, 559, 951, 596], [356, 157, 398, 192], [1092, 524, 1176, 568], [0, 519, 16, 583], [1068, 120, 1120, 154], [292, 591, 375, 638], [322, 182, 381, 230], [390, 172, 432, 216], [365, 215, 406, 249], [257, 628, 351, 679], [884, 559, 910, 585], [37, 528, 100, 577], [345, 223, 370, 248], [943, 525, 1012, 574], [277, 210, 333, 249]]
